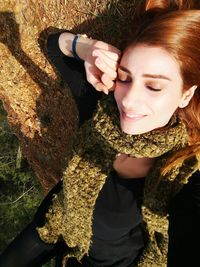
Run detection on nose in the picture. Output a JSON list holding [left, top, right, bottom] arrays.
[[121, 82, 142, 110]]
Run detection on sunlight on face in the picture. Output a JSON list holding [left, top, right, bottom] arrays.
[[114, 44, 185, 135]]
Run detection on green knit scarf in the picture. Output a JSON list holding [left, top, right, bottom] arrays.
[[37, 94, 198, 267]]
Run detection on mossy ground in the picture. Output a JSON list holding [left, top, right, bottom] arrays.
[[0, 101, 43, 251]]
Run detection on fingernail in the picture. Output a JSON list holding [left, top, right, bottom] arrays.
[[93, 50, 99, 57]]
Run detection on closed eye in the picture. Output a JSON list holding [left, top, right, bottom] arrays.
[[146, 86, 162, 92], [117, 77, 131, 83]]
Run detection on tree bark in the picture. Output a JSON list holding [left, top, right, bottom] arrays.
[[0, 1, 80, 192], [0, 0, 136, 192]]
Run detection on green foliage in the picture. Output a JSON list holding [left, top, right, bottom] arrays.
[[0, 102, 44, 252], [0, 103, 56, 266]]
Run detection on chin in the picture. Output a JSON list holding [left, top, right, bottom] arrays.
[[119, 115, 152, 135], [120, 118, 165, 135], [121, 127, 143, 135], [120, 124, 152, 135]]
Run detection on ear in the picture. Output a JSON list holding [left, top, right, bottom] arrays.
[[179, 85, 197, 108]]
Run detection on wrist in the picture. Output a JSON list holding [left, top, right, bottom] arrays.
[[58, 32, 95, 61], [74, 34, 94, 61], [58, 32, 74, 57]]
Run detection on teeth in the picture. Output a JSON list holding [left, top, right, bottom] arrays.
[[125, 113, 143, 118]]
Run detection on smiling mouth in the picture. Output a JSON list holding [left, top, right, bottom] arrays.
[[121, 111, 147, 122]]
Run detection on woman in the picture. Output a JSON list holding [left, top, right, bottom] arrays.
[[0, 0, 200, 266]]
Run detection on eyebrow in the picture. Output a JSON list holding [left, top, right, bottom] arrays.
[[118, 66, 172, 81]]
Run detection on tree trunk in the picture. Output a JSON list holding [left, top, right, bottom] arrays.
[[0, 0, 136, 192]]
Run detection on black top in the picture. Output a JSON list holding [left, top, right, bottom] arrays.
[[86, 171, 145, 267], [46, 33, 200, 267]]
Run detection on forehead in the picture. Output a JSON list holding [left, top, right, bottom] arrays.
[[120, 44, 182, 79]]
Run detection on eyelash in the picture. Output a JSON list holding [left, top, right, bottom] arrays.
[[146, 86, 162, 92]]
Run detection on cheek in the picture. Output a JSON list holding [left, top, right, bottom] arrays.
[[114, 85, 123, 105], [152, 93, 181, 119]]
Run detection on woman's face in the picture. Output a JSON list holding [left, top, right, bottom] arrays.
[[114, 44, 186, 135]]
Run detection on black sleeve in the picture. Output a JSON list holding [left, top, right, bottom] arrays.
[[46, 32, 102, 126], [167, 170, 200, 267]]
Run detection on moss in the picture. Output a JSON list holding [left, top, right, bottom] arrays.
[[0, 101, 43, 252]]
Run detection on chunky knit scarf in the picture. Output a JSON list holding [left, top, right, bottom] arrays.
[[37, 94, 198, 267]]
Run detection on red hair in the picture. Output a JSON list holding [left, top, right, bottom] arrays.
[[126, 0, 200, 172]]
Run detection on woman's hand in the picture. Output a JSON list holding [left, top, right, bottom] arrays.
[[58, 32, 121, 94], [84, 40, 121, 94]]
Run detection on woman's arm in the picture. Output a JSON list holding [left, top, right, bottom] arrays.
[[58, 32, 121, 94], [47, 32, 120, 125], [47, 32, 102, 126]]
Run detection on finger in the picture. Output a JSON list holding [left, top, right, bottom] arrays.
[[93, 49, 121, 63], [101, 73, 115, 91], [105, 43, 121, 56], [91, 73, 114, 94], [85, 68, 109, 94], [94, 40, 121, 56], [95, 82, 109, 95], [93, 50, 119, 73], [95, 57, 117, 80]]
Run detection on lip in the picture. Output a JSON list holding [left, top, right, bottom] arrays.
[[121, 111, 146, 122]]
